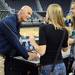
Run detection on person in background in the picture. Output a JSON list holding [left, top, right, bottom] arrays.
[[62, 2, 75, 75], [70, 2, 75, 74], [29, 4, 68, 75]]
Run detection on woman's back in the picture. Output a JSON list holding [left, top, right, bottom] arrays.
[[39, 24, 68, 65]]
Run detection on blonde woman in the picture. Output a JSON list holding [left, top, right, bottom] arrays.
[[29, 4, 68, 75]]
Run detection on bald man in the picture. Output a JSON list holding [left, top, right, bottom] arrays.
[[0, 5, 32, 75], [18, 5, 32, 22]]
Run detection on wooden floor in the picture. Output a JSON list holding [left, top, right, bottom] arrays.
[[20, 27, 39, 37], [0, 56, 5, 75]]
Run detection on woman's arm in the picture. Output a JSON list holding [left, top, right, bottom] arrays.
[[68, 37, 75, 45], [29, 36, 46, 56]]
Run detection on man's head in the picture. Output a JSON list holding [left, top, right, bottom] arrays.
[[17, 5, 32, 22]]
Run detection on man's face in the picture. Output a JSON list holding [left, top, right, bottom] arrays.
[[21, 8, 32, 22], [71, 4, 75, 17]]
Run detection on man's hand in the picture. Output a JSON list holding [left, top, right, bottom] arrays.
[[28, 52, 40, 61]]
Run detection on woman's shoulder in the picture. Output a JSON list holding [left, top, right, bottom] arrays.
[[40, 23, 54, 29], [62, 28, 68, 32], [61, 28, 69, 36]]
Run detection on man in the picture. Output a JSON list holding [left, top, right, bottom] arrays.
[[0, 5, 33, 75]]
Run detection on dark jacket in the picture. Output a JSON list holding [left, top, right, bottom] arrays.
[[0, 14, 29, 59]]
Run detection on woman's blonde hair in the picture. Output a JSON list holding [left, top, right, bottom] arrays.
[[45, 4, 65, 29]]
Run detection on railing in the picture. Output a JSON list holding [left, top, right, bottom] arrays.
[[0, 10, 11, 20]]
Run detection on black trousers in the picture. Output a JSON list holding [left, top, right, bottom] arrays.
[[4, 57, 39, 75]]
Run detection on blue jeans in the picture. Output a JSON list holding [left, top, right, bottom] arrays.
[[40, 63, 66, 75]]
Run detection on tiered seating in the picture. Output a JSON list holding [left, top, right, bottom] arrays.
[[5, 0, 37, 11]]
